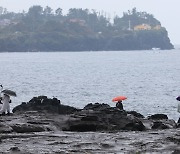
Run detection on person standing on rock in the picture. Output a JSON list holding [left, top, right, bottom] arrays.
[[176, 96, 180, 112], [176, 96, 180, 124], [0, 97, 2, 110], [0, 84, 3, 109], [0, 93, 11, 115], [112, 96, 127, 110], [116, 100, 123, 110]]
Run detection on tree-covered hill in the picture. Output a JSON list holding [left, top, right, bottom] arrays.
[[0, 6, 174, 52]]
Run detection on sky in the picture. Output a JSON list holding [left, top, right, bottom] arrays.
[[0, 0, 179, 45]]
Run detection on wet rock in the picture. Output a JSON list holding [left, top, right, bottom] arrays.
[[148, 118, 177, 129], [81, 115, 99, 121], [58, 104, 80, 114], [166, 136, 180, 145], [64, 104, 146, 131], [10, 146, 20, 152], [123, 120, 145, 131], [11, 123, 46, 133], [100, 143, 115, 148], [65, 104, 177, 131], [177, 118, 180, 128], [12, 96, 79, 114], [9, 97, 179, 132], [152, 121, 169, 129], [83, 103, 110, 111], [148, 114, 168, 120], [0, 96, 180, 154], [178, 117, 180, 123], [127, 111, 144, 118], [172, 149, 180, 154], [0, 123, 13, 133], [67, 123, 102, 132]]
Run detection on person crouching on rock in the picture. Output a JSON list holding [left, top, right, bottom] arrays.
[[0, 94, 11, 115], [116, 100, 123, 110]]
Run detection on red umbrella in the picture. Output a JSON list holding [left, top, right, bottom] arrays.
[[112, 96, 127, 102]]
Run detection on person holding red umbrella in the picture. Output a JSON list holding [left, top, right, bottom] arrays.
[[112, 96, 127, 110], [116, 100, 123, 110]]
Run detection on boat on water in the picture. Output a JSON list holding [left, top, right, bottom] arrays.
[[152, 47, 161, 50]]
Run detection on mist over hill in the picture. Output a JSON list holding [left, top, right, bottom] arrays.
[[0, 6, 174, 52]]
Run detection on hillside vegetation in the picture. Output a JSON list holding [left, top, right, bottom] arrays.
[[0, 6, 174, 52]]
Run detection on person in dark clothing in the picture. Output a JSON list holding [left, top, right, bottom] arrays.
[[178, 118, 180, 124], [116, 100, 123, 110]]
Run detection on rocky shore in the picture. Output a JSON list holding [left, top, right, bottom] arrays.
[[0, 96, 180, 153]]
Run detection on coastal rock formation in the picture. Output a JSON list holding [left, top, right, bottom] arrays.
[[12, 96, 79, 114], [0, 96, 179, 153], [63, 103, 146, 131], [10, 96, 177, 132]]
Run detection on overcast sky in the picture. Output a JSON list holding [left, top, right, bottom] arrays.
[[0, 0, 179, 44]]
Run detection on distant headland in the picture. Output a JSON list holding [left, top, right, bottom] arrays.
[[0, 6, 174, 52]]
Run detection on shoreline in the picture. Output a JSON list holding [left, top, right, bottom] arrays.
[[0, 111, 180, 153], [0, 128, 180, 153], [0, 95, 179, 153]]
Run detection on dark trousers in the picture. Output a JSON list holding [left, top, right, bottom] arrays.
[[116, 102, 123, 110]]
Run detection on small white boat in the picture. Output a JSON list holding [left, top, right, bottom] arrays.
[[152, 47, 160, 50]]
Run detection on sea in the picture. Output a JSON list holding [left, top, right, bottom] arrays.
[[0, 49, 180, 121]]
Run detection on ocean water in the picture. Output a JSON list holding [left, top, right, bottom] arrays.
[[0, 50, 180, 120]]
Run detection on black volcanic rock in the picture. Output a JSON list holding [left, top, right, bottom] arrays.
[[148, 114, 168, 120], [0, 96, 179, 154], [11, 124, 46, 133], [12, 96, 79, 114], [63, 103, 146, 131], [9, 97, 178, 132], [126, 111, 144, 118], [83, 103, 111, 111]]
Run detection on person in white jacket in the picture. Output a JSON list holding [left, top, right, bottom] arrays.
[[0, 93, 10, 115]]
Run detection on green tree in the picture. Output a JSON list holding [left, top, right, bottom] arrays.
[[27, 5, 43, 18], [55, 8, 62, 16], [43, 6, 53, 17]]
